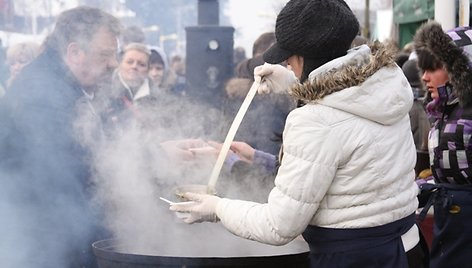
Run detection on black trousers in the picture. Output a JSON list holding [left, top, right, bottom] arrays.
[[302, 214, 424, 268]]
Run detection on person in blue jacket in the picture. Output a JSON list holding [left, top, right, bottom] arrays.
[[0, 6, 122, 268]]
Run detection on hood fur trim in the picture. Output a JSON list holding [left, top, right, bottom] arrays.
[[414, 21, 472, 107], [290, 42, 396, 102]]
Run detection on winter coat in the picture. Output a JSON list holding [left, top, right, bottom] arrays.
[[409, 99, 430, 152], [413, 22, 472, 268], [215, 43, 419, 246], [415, 22, 472, 184], [98, 69, 159, 132], [0, 47, 105, 267]]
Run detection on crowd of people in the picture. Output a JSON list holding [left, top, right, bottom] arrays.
[[0, 0, 471, 267]]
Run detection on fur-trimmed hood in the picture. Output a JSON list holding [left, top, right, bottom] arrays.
[[414, 21, 472, 107], [290, 43, 413, 125]]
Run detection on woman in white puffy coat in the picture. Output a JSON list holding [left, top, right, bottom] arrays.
[[171, 0, 424, 267]]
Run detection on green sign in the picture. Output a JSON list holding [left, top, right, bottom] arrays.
[[393, 0, 434, 24]]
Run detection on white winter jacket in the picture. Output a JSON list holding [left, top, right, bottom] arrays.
[[216, 44, 420, 246]]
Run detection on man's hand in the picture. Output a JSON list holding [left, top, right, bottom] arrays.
[[229, 141, 255, 164], [160, 139, 208, 161], [207, 141, 255, 164]]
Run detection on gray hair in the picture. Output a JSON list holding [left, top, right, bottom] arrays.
[[45, 6, 122, 56], [122, 42, 151, 57]]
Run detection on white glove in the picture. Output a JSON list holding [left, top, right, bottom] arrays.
[[254, 63, 298, 95], [169, 192, 221, 224]]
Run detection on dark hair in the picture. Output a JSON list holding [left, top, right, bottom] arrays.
[[416, 48, 443, 72], [394, 52, 410, 68], [45, 6, 122, 56], [252, 32, 276, 56], [122, 25, 145, 45], [170, 55, 183, 63], [234, 46, 247, 64], [351, 35, 368, 48], [150, 49, 165, 66], [300, 56, 339, 83]]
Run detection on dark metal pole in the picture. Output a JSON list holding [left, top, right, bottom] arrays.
[[363, 0, 370, 38], [198, 0, 219, 25]]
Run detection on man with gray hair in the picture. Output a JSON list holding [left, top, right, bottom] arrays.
[[0, 6, 122, 268]]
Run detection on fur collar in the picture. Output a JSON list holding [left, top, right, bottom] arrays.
[[290, 42, 396, 102]]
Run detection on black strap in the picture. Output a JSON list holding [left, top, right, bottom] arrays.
[[417, 183, 439, 222]]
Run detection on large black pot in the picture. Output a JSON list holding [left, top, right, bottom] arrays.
[[93, 223, 309, 268]]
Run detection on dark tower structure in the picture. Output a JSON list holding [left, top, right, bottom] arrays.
[[185, 0, 234, 108]]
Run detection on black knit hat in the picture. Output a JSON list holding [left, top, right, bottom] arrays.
[[263, 0, 360, 64], [402, 59, 422, 88]]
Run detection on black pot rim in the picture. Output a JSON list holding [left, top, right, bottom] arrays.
[[92, 238, 309, 266]]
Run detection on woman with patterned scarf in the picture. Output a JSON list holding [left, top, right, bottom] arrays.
[[414, 21, 472, 267]]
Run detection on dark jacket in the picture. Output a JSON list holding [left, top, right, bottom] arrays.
[[0, 47, 106, 268], [224, 66, 295, 156], [97, 69, 166, 133], [409, 99, 430, 152], [224, 94, 294, 155]]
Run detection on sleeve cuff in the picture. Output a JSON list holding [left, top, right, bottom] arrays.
[[223, 153, 241, 174], [253, 150, 277, 173]]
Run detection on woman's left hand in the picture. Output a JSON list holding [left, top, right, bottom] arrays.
[[169, 193, 221, 224]]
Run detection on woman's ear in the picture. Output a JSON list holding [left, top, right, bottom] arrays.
[[287, 54, 304, 79], [296, 55, 304, 69]]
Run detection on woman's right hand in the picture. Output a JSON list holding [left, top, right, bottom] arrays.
[[254, 63, 298, 94]]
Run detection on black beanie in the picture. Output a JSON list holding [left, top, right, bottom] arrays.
[[263, 0, 360, 64], [402, 59, 422, 88]]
